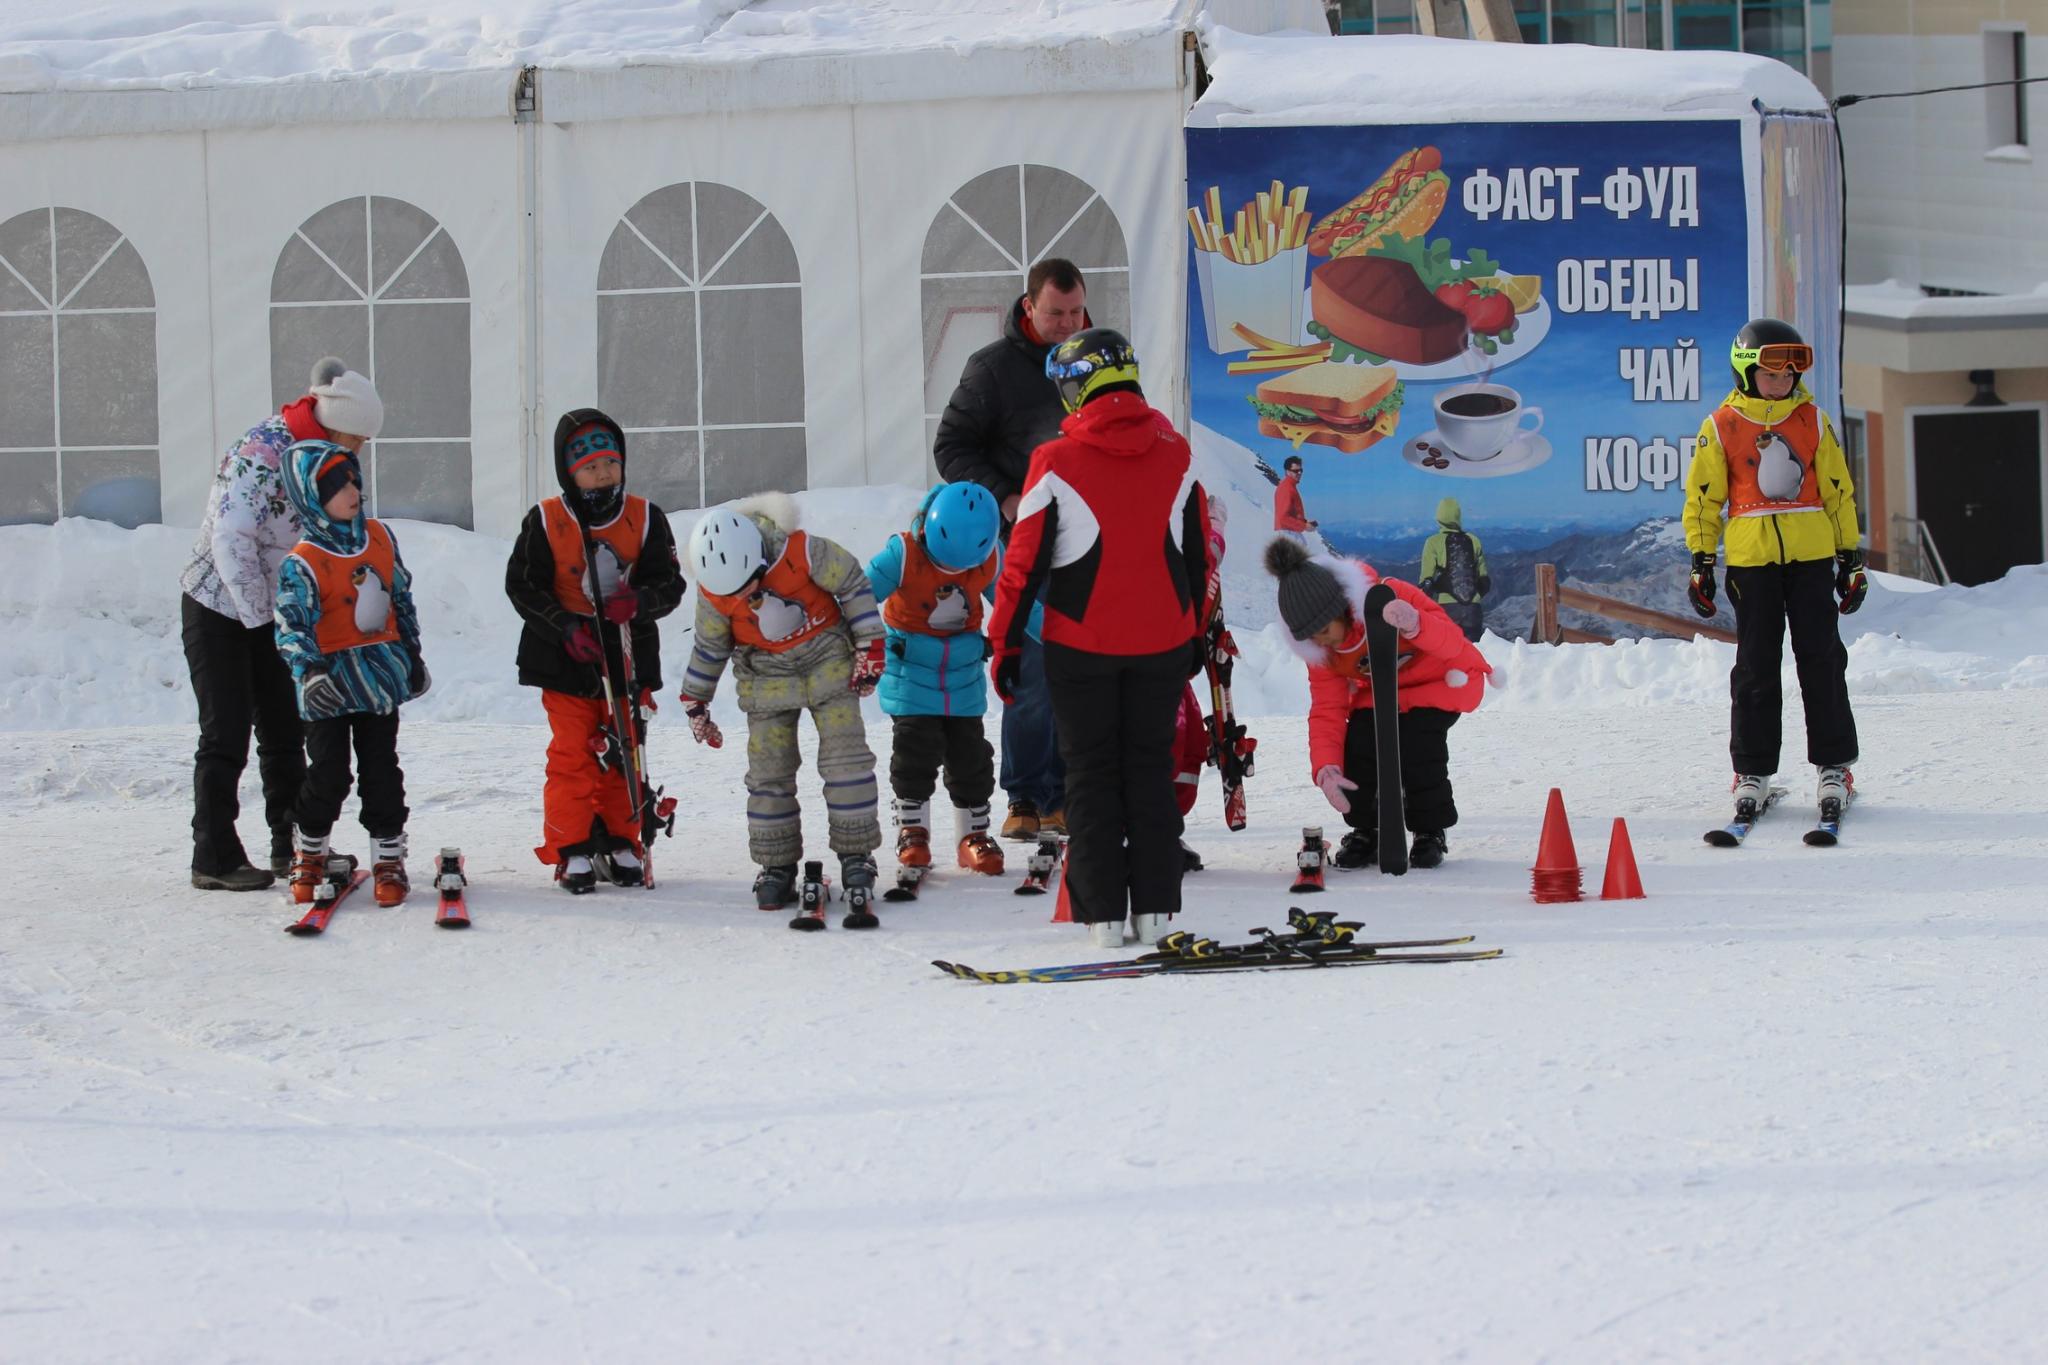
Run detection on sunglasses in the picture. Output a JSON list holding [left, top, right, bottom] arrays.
[[1753, 343, 1812, 373]]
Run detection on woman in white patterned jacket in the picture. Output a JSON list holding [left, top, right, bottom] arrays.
[[177, 357, 383, 891]]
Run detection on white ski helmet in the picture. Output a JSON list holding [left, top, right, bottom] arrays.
[[690, 507, 765, 597]]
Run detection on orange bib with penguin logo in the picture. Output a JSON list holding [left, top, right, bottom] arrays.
[[542, 494, 650, 614], [1715, 404, 1822, 519], [697, 529, 841, 651], [882, 536, 997, 637], [290, 520, 400, 655]]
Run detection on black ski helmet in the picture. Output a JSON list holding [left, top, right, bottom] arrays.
[[1729, 317, 1812, 397], [1046, 328, 1141, 414]]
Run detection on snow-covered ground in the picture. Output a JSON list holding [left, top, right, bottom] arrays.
[[5, 498, 2048, 1360]]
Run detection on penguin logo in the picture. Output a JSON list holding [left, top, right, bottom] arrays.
[[351, 565, 392, 634], [927, 583, 970, 632], [749, 588, 811, 643], [1755, 431, 1805, 502], [589, 543, 628, 605]]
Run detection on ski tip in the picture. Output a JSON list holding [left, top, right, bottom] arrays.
[[788, 916, 826, 932], [1012, 885, 1046, 896], [284, 922, 323, 937], [842, 913, 880, 930], [435, 916, 471, 929], [1703, 829, 1740, 847], [1803, 830, 1839, 847]]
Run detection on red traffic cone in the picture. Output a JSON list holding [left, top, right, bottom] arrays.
[[1052, 846, 1073, 923], [1600, 817, 1645, 900], [1531, 786, 1582, 903]]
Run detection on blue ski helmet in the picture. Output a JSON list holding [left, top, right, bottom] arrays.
[[923, 482, 1001, 571]]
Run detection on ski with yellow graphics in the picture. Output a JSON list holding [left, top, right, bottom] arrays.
[[934, 946, 1500, 984]]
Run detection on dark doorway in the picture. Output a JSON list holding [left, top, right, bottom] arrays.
[[1912, 409, 2044, 586]]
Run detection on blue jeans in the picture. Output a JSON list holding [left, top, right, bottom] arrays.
[[999, 634, 1065, 812]]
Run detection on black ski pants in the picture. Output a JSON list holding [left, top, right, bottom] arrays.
[[182, 594, 305, 873], [890, 714, 996, 809], [1725, 557, 1858, 774], [1044, 641, 1187, 925], [1342, 704, 1459, 835], [295, 712, 408, 842]]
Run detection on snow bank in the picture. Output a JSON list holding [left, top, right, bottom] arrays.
[[2, 487, 2042, 733]]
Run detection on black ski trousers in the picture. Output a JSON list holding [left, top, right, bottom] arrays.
[[296, 712, 408, 841], [182, 594, 305, 873], [1725, 557, 1858, 773], [1342, 704, 1459, 835], [1044, 641, 1187, 925], [889, 714, 996, 809]]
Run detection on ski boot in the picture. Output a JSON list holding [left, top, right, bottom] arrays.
[[560, 854, 598, 896], [893, 798, 932, 868], [597, 843, 645, 887], [1816, 764, 1854, 820], [755, 863, 800, 911], [1332, 829, 1376, 871], [1731, 772, 1772, 822], [839, 852, 879, 930], [955, 803, 1003, 875], [371, 834, 409, 907], [1087, 918, 1126, 949], [1132, 912, 1170, 947], [289, 828, 331, 905], [1409, 830, 1448, 870]]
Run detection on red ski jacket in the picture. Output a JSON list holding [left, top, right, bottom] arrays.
[[1274, 473, 1311, 532], [988, 391, 1210, 662]]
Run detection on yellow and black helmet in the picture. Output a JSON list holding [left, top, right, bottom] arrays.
[[1046, 328, 1141, 414], [1730, 317, 1812, 397]]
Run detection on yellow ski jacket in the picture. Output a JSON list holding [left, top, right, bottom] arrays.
[[1683, 386, 1860, 567]]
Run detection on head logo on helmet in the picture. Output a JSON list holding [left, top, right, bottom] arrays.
[[689, 507, 766, 597], [1729, 318, 1812, 398], [1046, 327, 1141, 415], [922, 482, 1001, 572]]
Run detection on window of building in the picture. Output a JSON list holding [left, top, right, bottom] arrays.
[[1985, 27, 2029, 150], [1334, 0, 1417, 34], [919, 165, 1130, 457], [0, 207, 160, 528], [597, 182, 805, 512], [1841, 412, 1870, 537], [271, 197, 474, 527]]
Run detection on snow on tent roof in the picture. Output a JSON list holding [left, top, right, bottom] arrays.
[[1190, 29, 1829, 126]]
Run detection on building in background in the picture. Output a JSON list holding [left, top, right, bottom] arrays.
[[1332, 0, 1832, 88], [1834, 4, 2048, 587]]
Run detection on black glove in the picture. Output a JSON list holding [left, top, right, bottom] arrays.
[[1687, 551, 1717, 619], [406, 646, 431, 697], [993, 650, 1021, 704], [1835, 547, 1868, 615]]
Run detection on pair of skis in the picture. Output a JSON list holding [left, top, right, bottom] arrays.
[[286, 847, 468, 936], [578, 524, 677, 887], [1203, 610, 1258, 831], [789, 859, 878, 931], [886, 836, 1053, 903], [1287, 583, 1411, 892], [1703, 786, 1857, 848], [934, 907, 1499, 984]]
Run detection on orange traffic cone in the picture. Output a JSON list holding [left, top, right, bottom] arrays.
[[1052, 847, 1072, 923], [1531, 786, 1582, 903], [1600, 817, 1645, 900]]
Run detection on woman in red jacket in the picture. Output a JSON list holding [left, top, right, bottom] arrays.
[[1266, 537, 1489, 869]]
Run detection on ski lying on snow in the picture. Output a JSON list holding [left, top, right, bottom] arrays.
[[285, 868, 370, 936], [934, 947, 1503, 984], [433, 847, 469, 928], [1703, 786, 1789, 847], [883, 865, 929, 902]]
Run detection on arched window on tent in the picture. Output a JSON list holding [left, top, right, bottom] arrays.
[[0, 207, 160, 527], [269, 197, 474, 528], [920, 165, 1131, 455], [597, 182, 806, 512]]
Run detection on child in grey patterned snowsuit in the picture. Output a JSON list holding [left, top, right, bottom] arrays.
[[679, 496, 886, 905]]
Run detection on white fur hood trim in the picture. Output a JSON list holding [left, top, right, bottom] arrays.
[[1286, 554, 1377, 668], [734, 490, 799, 534]]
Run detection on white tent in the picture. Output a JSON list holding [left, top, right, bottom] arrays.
[[0, 0, 1324, 534]]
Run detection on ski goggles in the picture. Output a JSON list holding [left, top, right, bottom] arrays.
[[1751, 342, 1812, 374]]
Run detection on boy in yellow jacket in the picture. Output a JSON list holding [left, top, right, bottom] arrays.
[[1684, 318, 1866, 824]]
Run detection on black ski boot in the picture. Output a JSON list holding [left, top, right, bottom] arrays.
[[1409, 830, 1448, 869], [839, 853, 879, 929], [559, 854, 598, 895], [1332, 829, 1377, 870], [754, 863, 800, 910], [596, 842, 645, 887]]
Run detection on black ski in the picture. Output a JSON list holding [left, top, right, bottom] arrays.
[[790, 859, 830, 932], [1289, 825, 1328, 894], [934, 947, 1502, 984], [842, 877, 879, 930], [433, 846, 469, 928], [1362, 582, 1407, 875], [1013, 835, 1061, 896], [1704, 785, 1789, 847], [883, 865, 929, 902]]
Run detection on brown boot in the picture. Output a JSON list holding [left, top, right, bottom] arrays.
[[1001, 800, 1039, 841], [1038, 807, 1066, 837], [372, 835, 409, 908]]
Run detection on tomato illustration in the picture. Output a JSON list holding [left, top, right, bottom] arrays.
[[1463, 289, 1516, 336]]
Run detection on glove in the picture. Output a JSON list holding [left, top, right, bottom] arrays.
[[849, 638, 886, 696], [1687, 551, 1717, 619], [299, 671, 346, 720], [1835, 548, 1868, 615], [1380, 596, 1421, 639], [684, 700, 723, 748], [1314, 764, 1358, 815], [564, 621, 602, 664], [406, 647, 431, 698], [992, 648, 1021, 704], [601, 586, 639, 625]]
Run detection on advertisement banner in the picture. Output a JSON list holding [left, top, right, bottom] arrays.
[[1185, 120, 1752, 640]]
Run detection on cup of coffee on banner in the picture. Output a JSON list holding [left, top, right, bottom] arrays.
[[1433, 382, 1542, 461]]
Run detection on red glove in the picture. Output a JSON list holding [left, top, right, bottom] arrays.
[[684, 701, 723, 748], [849, 638, 886, 696], [564, 622, 602, 664], [602, 586, 639, 625]]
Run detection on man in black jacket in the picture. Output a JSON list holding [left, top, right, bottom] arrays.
[[933, 259, 1088, 839]]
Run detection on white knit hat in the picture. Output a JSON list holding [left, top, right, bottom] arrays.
[[309, 356, 385, 440]]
